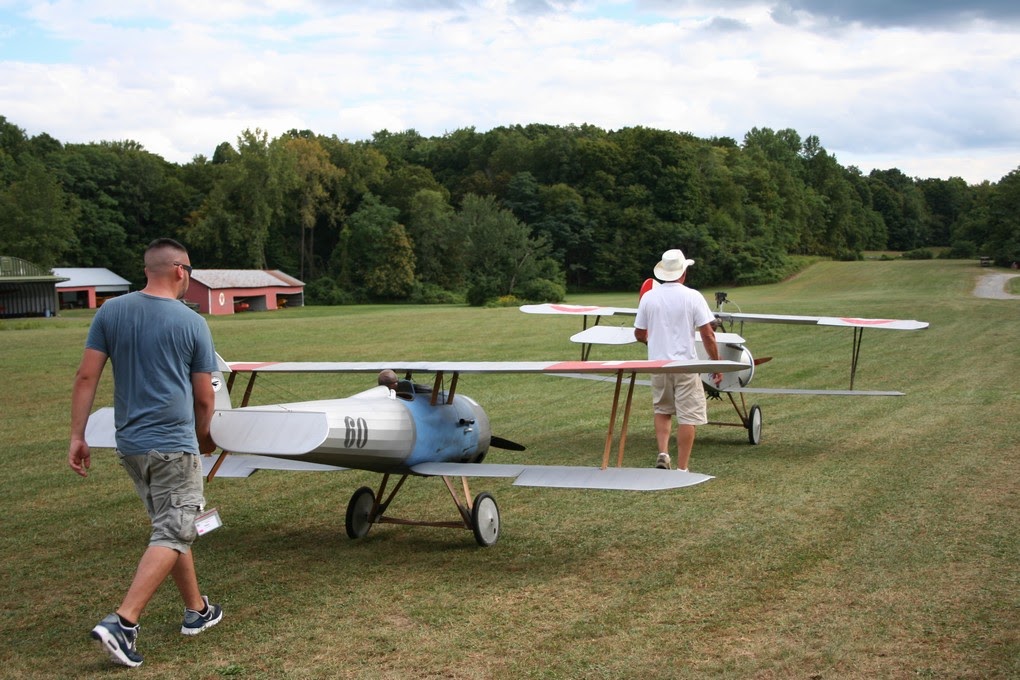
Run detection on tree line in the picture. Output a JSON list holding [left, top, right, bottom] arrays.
[[1, 115, 1017, 305]]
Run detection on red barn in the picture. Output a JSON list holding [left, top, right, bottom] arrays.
[[53, 268, 131, 309], [184, 269, 305, 315]]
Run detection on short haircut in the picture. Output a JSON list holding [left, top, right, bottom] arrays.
[[144, 238, 188, 268]]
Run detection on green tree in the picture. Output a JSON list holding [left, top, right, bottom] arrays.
[[984, 166, 1020, 265], [869, 168, 931, 251], [457, 194, 563, 304], [0, 158, 79, 267], [406, 189, 463, 290], [185, 129, 290, 269], [0, 115, 29, 185], [55, 144, 134, 276], [280, 135, 346, 280], [337, 194, 415, 299], [918, 176, 972, 246]]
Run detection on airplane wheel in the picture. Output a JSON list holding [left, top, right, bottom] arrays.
[[345, 487, 375, 539], [470, 492, 500, 547], [747, 404, 763, 445]]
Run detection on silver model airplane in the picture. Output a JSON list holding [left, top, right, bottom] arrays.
[[85, 355, 749, 547], [520, 288, 929, 446]]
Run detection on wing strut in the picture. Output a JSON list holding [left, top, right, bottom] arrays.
[[579, 314, 602, 361], [850, 327, 864, 390], [601, 370, 638, 470]]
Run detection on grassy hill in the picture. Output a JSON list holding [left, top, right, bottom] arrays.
[[2, 259, 1016, 678]]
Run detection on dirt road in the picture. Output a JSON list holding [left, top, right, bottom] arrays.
[[973, 272, 1020, 299]]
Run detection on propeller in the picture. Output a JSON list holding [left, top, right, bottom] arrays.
[[490, 435, 526, 451]]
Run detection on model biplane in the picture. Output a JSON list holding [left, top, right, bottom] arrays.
[[520, 289, 928, 445], [84, 354, 749, 547]]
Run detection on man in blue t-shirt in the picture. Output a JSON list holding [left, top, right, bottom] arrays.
[[634, 249, 722, 473], [68, 238, 223, 667]]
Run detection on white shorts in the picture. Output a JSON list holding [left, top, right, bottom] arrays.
[[651, 373, 708, 425]]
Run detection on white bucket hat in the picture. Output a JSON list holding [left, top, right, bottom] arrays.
[[653, 249, 695, 281]]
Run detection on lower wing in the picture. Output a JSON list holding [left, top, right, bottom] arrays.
[[411, 462, 712, 491], [199, 453, 348, 478], [193, 454, 711, 490]]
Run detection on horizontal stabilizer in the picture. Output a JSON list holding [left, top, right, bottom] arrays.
[[85, 407, 117, 448], [572, 326, 746, 346], [211, 409, 330, 455], [571, 325, 637, 345], [201, 453, 348, 478], [411, 462, 712, 491]]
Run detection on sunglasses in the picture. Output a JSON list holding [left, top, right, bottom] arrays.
[[173, 262, 193, 275]]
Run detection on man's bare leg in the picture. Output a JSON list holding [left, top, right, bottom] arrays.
[[675, 424, 696, 471], [117, 546, 203, 623], [655, 413, 673, 456]]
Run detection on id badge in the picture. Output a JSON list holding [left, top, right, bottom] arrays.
[[195, 507, 223, 536]]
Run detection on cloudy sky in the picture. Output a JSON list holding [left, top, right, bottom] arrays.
[[1, 0, 1018, 183]]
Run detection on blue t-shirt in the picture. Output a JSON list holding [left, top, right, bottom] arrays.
[[86, 292, 218, 455]]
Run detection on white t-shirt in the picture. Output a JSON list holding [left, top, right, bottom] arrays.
[[634, 282, 715, 361]]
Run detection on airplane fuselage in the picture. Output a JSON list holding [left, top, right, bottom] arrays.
[[210, 386, 493, 473]]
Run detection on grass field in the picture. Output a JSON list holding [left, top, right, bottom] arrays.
[[2, 259, 1017, 679]]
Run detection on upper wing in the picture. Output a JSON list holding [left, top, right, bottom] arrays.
[[521, 303, 927, 331], [519, 303, 637, 317], [410, 462, 712, 491], [715, 311, 928, 330], [226, 358, 749, 375]]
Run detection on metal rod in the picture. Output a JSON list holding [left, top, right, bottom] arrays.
[[441, 476, 472, 526]]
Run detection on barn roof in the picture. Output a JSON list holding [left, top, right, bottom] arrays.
[[191, 269, 304, 289], [1, 256, 68, 282], [52, 268, 131, 289]]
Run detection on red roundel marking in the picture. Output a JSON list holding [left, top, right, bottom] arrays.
[[639, 278, 656, 300], [228, 362, 280, 371]]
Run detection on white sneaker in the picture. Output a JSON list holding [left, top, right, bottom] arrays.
[[655, 452, 671, 470]]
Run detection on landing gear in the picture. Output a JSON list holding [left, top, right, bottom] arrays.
[[345, 486, 376, 538], [710, 393, 764, 446], [747, 404, 762, 445], [470, 492, 500, 547], [342, 474, 501, 547]]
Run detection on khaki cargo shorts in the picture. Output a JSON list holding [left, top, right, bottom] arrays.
[[118, 450, 205, 553], [651, 373, 708, 425]]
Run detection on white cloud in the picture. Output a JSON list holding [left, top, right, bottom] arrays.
[[0, 0, 1017, 182]]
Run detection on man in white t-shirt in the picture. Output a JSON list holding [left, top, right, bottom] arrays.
[[634, 249, 721, 472]]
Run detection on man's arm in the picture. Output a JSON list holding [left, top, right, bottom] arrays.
[[192, 372, 216, 454], [634, 327, 648, 344], [68, 349, 108, 477], [698, 322, 723, 386]]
